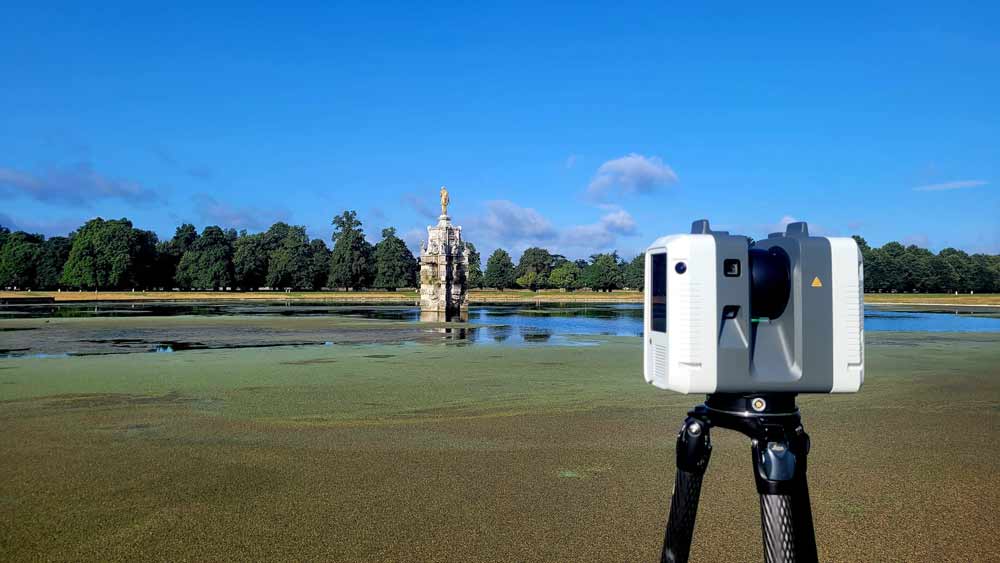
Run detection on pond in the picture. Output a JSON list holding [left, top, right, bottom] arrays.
[[1, 301, 998, 355]]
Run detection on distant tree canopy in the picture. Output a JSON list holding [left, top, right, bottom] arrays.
[[624, 254, 644, 291], [307, 239, 332, 290], [175, 226, 234, 290], [484, 249, 516, 290], [233, 232, 269, 289], [465, 242, 483, 289], [2, 218, 997, 294], [584, 252, 624, 292], [852, 236, 999, 293], [263, 223, 313, 290], [328, 210, 374, 290], [373, 227, 418, 290], [549, 261, 582, 291], [0, 231, 44, 289], [515, 247, 555, 291], [60, 218, 158, 290]]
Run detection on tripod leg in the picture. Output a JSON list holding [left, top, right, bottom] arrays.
[[661, 417, 712, 563], [752, 426, 818, 563]]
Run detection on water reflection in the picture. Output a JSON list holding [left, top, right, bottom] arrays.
[[419, 310, 469, 323], [481, 325, 507, 343], [1, 302, 998, 358]]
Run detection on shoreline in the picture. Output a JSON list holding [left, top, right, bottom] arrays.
[[2, 290, 998, 308]]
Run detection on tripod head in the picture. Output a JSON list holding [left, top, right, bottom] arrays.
[[663, 392, 818, 563]]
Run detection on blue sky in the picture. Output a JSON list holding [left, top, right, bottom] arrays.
[[1, 2, 997, 260]]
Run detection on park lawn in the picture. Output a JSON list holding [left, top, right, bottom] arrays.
[[862, 293, 1000, 305], [1, 331, 998, 561]]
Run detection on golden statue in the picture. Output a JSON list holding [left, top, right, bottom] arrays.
[[440, 185, 450, 216]]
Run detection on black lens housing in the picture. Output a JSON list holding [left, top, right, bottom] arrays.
[[748, 247, 791, 320]]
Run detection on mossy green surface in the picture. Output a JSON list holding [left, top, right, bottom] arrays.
[[1, 331, 998, 561]]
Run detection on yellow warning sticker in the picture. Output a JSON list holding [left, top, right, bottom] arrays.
[[811, 276, 823, 288]]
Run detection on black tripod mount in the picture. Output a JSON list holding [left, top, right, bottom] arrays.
[[660, 393, 817, 563]]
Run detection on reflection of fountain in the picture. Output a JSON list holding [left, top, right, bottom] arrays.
[[519, 326, 552, 342], [443, 327, 470, 340], [419, 309, 469, 323], [487, 325, 512, 342]]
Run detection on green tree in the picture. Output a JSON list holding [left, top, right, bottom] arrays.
[[483, 248, 516, 290], [373, 227, 418, 290], [265, 225, 311, 289], [35, 236, 72, 289], [172, 223, 198, 253], [902, 246, 934, 292], [549, 261, 582, 291], [328, 210, 373, 290], [515, 247, 554, 289], [61, 218, 143, 289], [968, 254, 999, 293], [516, 270, 540, 291], [306, 239, 331, 290], [233, 232, 268, 290], [131, 229, 160, 289], [465, 242, 483, 289], [262, 222, 294, 251], [0, 231, 44, 289], [584, 252, 623, 291], [175, 226, 234, 290], [624, 254, 644, 290], [876, 242, 906, 292], [938, 248, 972, 292], [150, 224, 198, 289]]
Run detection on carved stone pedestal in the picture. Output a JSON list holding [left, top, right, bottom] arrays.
[[419, 215, 469, 322]]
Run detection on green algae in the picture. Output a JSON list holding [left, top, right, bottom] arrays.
[[0, 331, 998, 562]]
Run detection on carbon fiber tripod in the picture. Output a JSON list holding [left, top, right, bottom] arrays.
[[660, 394, 818, 563]]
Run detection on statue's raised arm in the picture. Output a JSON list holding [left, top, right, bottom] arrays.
[[440, 186, 450, 216]]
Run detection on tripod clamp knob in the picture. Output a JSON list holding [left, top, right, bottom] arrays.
[[752, 424, 811, 495], [676, 416, 712, 474]]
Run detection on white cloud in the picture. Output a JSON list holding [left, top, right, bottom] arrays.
[[193, 194, 289, 231], [464, 200, 637, 259], [599, 208, 637, 235], [0, 162, 161, 205], [402, 192, 440, 220], [913, 180, 988, 192], [477, 200, 558, 244], [0, 212, 84, 237], [402, 227, 425, 255], [586, 153, 678, 199]]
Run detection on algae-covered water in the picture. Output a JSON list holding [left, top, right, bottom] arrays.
[[1, 305, 999, 561]]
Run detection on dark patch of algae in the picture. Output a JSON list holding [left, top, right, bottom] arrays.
[[1, 332, 998, 562]]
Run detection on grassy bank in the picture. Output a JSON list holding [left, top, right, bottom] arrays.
[[1, 331, 998, 561], [4, 289, 998, 306]]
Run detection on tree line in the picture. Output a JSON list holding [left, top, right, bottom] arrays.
[[478, 238, 1000, 294], [0, 211, 419, 291], [853, 237, 999, 293], [1, 217, 997, 293], [480, 247, 643, 292]]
